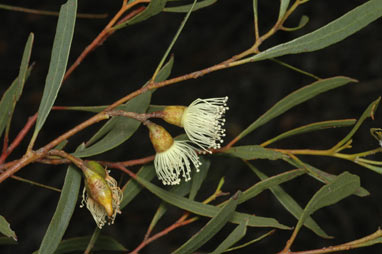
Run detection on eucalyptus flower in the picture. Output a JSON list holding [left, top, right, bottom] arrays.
[[147, 121, 201, 185], [80, 161, 122, 229], [162, 97, 229, 153]]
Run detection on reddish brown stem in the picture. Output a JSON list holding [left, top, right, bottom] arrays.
[[101, 154, 155, 169]]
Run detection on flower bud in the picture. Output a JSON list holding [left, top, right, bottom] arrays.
[[80, 161, 122, 228], [147, 121, 174, 153]]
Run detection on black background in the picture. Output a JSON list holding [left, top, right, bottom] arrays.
[[0, 1, 381, 253]]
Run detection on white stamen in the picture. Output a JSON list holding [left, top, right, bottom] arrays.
[[181, 97, 229, 153], [154, 140, 202, 185]]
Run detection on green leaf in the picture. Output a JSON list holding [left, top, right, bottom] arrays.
[[283, 15, 309, 32], [209, 219, 247, 254], [0, 215, 17, 241], [32, 0, 77, 141], [164, 0, 217, 12], [246, 0, 382, 62], [148, 180, 192, 235], [294, 172, 360, 237], [246, 163, 330, 239], [285, 158, 369, 197], [120, 164, 157, 209], [129, 171, 290, 229], [52, 235, 126, 254], [224, 145, 286, 160], [114, 0, 167, 29], [236, 76, 356, 141], [278, 0, 290, 21], [262, 119, 356, 147], [332, 97, 380, 151], [238, 168, 305, 205], [0, 33, 33, 139], [152, 0, 196, 81], [225, 230, 274, 252], [37, 144, 83, 254], [0, 236, 17, 245], [172, 192, 240, 254], [73, 57, 174, 158], [189, 157, 210, 200]]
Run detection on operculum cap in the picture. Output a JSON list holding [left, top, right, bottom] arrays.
[[162, 106, 186, 127], [147, 122, 174, 153]]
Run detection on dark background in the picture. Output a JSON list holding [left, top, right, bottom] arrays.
[[0, 0, 381, 253]]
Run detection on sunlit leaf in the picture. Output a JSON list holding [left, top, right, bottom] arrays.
[[0, 215, 17, 241], [173, 192, 239, 254], [33, 0, 77, 141], [164, 0, 217, 12], [247, 0, 382, 61], [37, 144, 83, 254], [236, 77, 356, 141]]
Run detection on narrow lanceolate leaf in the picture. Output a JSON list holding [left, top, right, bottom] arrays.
[[278, 0, 290, 21], [120, 164, 156, 209], [261, 119, 356, 147], [246, 163, 330, 239], [189, 157, 210, 200], [53, 235, 126, 254], [236, 76, 356, 141], [238, 168, 305, 205], [210, 219, 247, 254], [294, 172, 360, 237], [285, 158, 369, 197], [172, 192, 240, 254], [37, 144, 83, 254], [332, 97, 380, 151], [0, 236, 17, 245], [225, 145, 285, 160], [0, 33, 33, 139], [33, 0, 77, 140], [247, 0, 382, 62], [130, 172, 290, 229], [0, 215, 17, 241], [73, 57, 174, 158], [164, 0, 217, 12], [114, 0, 167, 29]]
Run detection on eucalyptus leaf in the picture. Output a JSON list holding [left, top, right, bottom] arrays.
[[0, 215, 17, 241], [129, 171, 290, 229], [33, 0, 77, 140], [73, 57, 174, 157], [189, 157, 210, 200], [0, 236, 17, 245], [172, 192, 240, 254], [120, 164, 156, 209], [283, 15, 309, 32], [114, 0, 167, 29], [209, 219, 247, 254], [246, 163, 330, 239], [236, 76, 356, 141], [278, 0, 290, 21], [37, 144, 83, 254], [164, 0, 217, 12], [225, 145, 286, 160], [294, 172, 360, 236], [0, 33, 33, 139], [246, 0, 382, 62]]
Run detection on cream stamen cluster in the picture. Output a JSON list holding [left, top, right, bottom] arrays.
[[155, 140, 201, 185], [181, 97, 229, 153]]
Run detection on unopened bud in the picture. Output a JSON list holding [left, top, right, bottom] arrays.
[[162, 106, 186, 127], [146, 121, 174, 153]]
